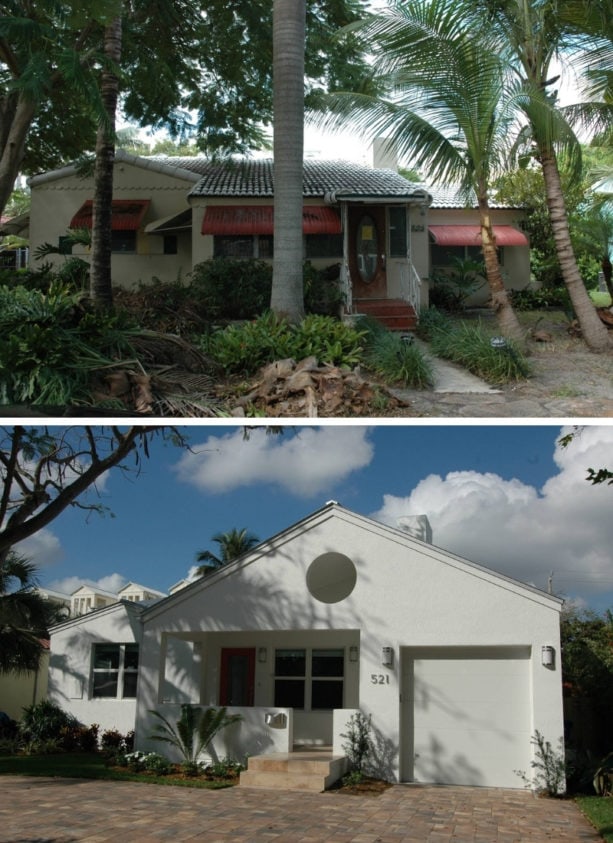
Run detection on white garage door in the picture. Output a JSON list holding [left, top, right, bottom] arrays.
[[401, 646, 531, 788]]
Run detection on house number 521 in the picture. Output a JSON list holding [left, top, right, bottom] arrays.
[[371, 674, 390, 685]]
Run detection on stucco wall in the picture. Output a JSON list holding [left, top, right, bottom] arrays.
[[29, 161, 195, 288], [48, 603, 143, 735], [0, 653, 49, 721]]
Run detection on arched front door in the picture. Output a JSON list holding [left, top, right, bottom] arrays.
[[348, 205, 387, 299]]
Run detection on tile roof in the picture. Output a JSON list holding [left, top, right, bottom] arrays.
[[426, 184, 522, 210], [188, 158, 427, 199]]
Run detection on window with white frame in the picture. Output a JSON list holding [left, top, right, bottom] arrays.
[[92, 643, 139, 699], [274, 648, 344, 710]]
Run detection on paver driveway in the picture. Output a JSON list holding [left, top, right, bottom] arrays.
[[0, 777, 601, 843]]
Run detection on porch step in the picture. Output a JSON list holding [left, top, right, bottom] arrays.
[[239, 750, 349, 792], [354, 298, 417, 331]]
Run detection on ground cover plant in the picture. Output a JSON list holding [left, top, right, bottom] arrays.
[[577, 797, 613, 843]]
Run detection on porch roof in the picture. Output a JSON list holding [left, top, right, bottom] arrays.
[[201, 205, 342, 235], [429, 224, 528, 246]]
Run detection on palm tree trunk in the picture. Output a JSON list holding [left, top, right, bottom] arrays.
[[270, 0, 306, 324], [539, 144, 611, 351], [478, 195, 525, 344], [90, 15, 122, 309]]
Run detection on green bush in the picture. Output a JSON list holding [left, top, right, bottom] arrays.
[[19, 700, 78, 748], [204, 312, 365, 376], [509, 286, 571, 311], [429, 321, 531, 384], [416, 306, 453, 340], [0, 282, 139, 406], [303, 261, 344, 316], [142, 752, 173, 775], [191, 258, 272, 320], [365, 332, 434, 389]]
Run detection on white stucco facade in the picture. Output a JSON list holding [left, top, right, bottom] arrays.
[[46, 504, 563, 788]]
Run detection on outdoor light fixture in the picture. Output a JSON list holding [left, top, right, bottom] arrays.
[[349, 645, 359, 662], [400, 334, 414, 345], [541, 645, 555, 668], [490, 336, 507, 349], [382, 646, 394, 668], [258, 647, 267, 663]]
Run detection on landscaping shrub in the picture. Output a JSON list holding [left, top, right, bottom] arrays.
[[341, 711, 374, 784], [416, 306, 453, 340], [303, 261, 344, 316], [191, 258, 272, 320], [204, 311, 365, 376], [429, 320, 531, 384], [365, 331, 434, 389], [0, 282, 140, 406], [509, 286, 571, 311]]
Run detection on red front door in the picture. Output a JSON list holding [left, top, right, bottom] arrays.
[[220, 648, 255, 706], [348, 204, 387, 299]]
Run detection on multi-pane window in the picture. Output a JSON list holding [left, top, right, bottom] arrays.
[[274, 648, 344, 710], [92, 643, 139, 699], [214, 235, 273, 259], [305, 234, 343, 259]]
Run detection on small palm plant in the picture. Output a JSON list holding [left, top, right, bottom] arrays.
[[148, 705, 242, 771]]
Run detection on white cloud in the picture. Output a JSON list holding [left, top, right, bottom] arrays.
[[372, 426, 613, 604], [17, 529, 64, 568], [174, 427, 375, 498]]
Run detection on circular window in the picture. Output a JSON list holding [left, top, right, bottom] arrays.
[[306, 552, 357, 604], [356, 215, 378, 283]]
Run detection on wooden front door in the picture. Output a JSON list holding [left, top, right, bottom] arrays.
[[220, 648, 255, 706], [348, 204, 387, 299]]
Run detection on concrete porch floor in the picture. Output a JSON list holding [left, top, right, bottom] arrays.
[[0, 776, 601, 842]]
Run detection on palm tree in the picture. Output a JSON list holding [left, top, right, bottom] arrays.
[[319, 0, 525, 342], [472, 0, 611, 351], [0, 553, 56, 674], [195, 528, 260, 576], [269, 0, 307, 324], [90, 14, 123, 309]]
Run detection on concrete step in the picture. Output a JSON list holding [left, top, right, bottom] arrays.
[[239, 751, 348, 792]]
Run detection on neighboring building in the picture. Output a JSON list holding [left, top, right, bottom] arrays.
[[27, 151, 529, 329], [0, 642, 49, 721], [47, 503, 563, 789]]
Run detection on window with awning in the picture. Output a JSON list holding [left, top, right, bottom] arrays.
[[428, 225, 528, 247], [70, 199, 151, 230], [201, 205, 342, 235]]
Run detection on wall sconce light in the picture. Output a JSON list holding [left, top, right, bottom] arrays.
[[258, 647, 267, 663], [349, 645, 359, 662], [382, 646, 394, 668], [541, 645, 555, 668]]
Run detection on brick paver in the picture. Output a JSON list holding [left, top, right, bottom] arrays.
[[0, 777, 601, 843]]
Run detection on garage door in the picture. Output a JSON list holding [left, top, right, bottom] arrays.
[[401, 646, 531, 788]]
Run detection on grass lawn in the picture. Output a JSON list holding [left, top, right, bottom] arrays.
[[577, 796, 613, 842], [0, 753, 233, 789]]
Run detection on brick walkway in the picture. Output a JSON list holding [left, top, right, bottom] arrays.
[[0, 777, 601, 843]]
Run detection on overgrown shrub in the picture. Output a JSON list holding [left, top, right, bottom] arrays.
[[0, 282, 139, 405], [416, 306, 453, 340], [204, 311, 365, 376], [191, 258, 272, 320], [509, 286, 571, 311], [429, 321, 531, 384], [428, 257, 486, 312], [303, 262, 344, 316]]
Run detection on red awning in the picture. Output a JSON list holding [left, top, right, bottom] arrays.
[[70, 199, 151, 230], [201, 205, 342, 235], [429, 225, 528, 246]]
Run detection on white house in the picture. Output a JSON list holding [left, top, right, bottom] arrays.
[[47, 503, 563, 790]]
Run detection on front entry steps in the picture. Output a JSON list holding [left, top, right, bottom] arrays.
[[354, 298, 417, 331], [239, 749, 349, 792]]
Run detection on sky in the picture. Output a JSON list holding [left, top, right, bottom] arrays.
[[16, 422, 613, 614]]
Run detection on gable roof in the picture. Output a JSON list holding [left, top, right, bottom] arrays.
[[49, 597, 147, 633], [427, 183, 523, 210], [188, 159, 430, 202], [143, 502, 561, 621]]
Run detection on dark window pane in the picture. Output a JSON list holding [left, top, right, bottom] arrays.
[[163, 235, 178, 255], [389, 207, 407, 257], [275, 649, 306, 676], [305, 234, 343, 258], [122, 672, 138, 698], [312, 680, 343, 710], [312, 649, 344, 677], [258, 235, 274, 258], [93, 671, 118, 698], [274, 679, 305, 708], [111, 231, 136, 253], [124, 644, 139, 670], [431, 245, 464, 267], [94, 644, 119, 670], [214, 236, 255, 258]]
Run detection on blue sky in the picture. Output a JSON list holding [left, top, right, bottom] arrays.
[[20, 423, 613, 613]]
